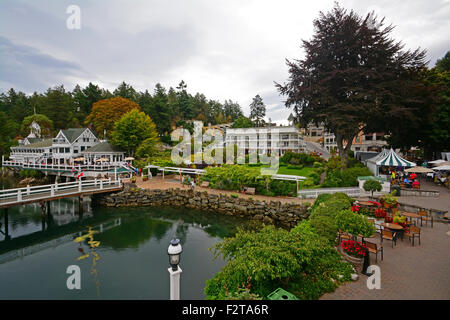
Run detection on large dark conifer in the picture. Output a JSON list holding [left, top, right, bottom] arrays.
[[277, 3, 431, 165]]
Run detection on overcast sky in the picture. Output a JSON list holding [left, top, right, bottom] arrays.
[[1, 0, 449, 124]]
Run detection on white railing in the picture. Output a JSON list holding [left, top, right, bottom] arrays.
[[0, 178, 122, 204], [2, 160, 121, 172], [298, 187, 361, 199]]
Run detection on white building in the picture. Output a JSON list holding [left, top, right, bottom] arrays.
[[9, 128, 125, 165], [224, 126, 306, 156]]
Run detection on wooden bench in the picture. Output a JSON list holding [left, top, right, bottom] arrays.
[[243, 187, 255, 195], [200, 181, 209, 188]]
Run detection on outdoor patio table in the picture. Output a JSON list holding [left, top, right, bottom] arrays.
[[359, 201, 376, 207], [382, 222, 404, 241], [400, 212, 421, 225]]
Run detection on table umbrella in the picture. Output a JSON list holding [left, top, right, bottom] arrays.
[[433, 165, 450, 171], [404, 167, 435, 187]]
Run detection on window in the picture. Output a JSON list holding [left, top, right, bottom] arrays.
[[81, 146, 85, 151], [65, 148, 70, 153]]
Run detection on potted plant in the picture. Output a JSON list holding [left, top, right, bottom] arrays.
[[380, 192, 398, 209], [374, 208, 387, 222], [339, 240, 367, 273], [130, 176, 137, 183], [142, 175, 148, 181]]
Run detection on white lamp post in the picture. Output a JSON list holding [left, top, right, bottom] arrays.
[[167, 238, 183, 300]]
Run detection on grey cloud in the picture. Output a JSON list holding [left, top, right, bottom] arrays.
[[0, 36, 84, 92]]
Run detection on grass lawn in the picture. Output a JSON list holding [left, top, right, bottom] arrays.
[[277, 165, 315, 177], [243, 163, 316, 178]]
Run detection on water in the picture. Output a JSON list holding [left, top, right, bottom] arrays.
[[0, 184, 247, 299]]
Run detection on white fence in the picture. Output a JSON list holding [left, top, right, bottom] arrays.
[[2, 159, 121, 172], [0, 178, 122, 205], [298, 187, 361, 199]]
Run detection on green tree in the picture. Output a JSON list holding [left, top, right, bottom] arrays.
[[232, 116, 254, 128], [113, 81, 138, 102], [223, 100, 243, 121], [112, 109, 160, 156], [72, 82, 104, 116], [0, 111, 19, 157], [37, 85, 78, 130], [21, 114, 54, 137], [277, 4, 431, 166], [436, 51, 450, 72], [85, 97, 141, 139], [363, 179, 382, 197], [249, 95, 266, 127]]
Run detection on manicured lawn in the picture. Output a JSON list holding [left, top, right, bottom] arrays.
[[277, 165, 315, 177], [243, 163, 316, 178]]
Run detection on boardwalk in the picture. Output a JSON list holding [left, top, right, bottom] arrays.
[[0, 179, 122, 209]]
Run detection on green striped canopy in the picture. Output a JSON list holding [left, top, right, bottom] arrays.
[[376, 148, 416, 167]]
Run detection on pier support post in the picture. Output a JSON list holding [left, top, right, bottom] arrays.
[[3, 208, 9, 238], [79, 196, 84, 214]]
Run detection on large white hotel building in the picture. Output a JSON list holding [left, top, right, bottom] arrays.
[[224, 126, 306, 156]]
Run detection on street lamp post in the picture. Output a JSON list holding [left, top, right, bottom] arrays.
[[167, 238, 183, 300]]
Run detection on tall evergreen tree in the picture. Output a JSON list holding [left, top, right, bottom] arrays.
[[277, 4, 432, 165], [249, 94, 266, 127]]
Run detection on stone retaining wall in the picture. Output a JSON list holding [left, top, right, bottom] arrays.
[[95, 184, 310, 228], [399, 189, 439, 197]]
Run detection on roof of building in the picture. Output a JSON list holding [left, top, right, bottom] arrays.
[[13, 138, 53, 149], [26, 138, 45, 144], [61, 128, 97, 143], [82, 141, 125, 154]]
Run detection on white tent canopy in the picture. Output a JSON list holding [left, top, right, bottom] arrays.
[[365, 149, 389, 176], [376, 148, 416, 167]]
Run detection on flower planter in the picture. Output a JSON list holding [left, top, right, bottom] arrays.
[[338, 246, 364, 274]]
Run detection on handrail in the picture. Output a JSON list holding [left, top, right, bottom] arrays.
[[0, 179, 122, 203], [2, 160, 122, 172]]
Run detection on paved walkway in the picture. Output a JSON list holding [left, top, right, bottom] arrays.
[[321, 221, 450, 300], [397, 179, 450, 213], [133, 175, 313, 205]]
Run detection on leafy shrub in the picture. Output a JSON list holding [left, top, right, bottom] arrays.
[[310, 194, 333, 211], [204, 222, 353, 300], [336, 209, 376, 237], [19, 169, 43, 179], [287, 165, 304, 170], [230, 193, 238, 198], [309, 172, 320, 185], [323, 166, 372, 188], [313, 162, 324, 168]]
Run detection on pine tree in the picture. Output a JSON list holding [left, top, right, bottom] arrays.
[[249, 95, 266, 127]]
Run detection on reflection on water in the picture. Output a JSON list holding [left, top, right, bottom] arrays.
[[0, 191, 248, 299], [74, 226, 103, 298]]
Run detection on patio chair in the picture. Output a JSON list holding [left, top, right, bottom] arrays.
[[365, 241, 383, 263], [405, 225, 421, 246], [374, 223, 383, 234], [338, 229, 352, 243], [380, 230, 397, 248], [418, 210, 433, 228]]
